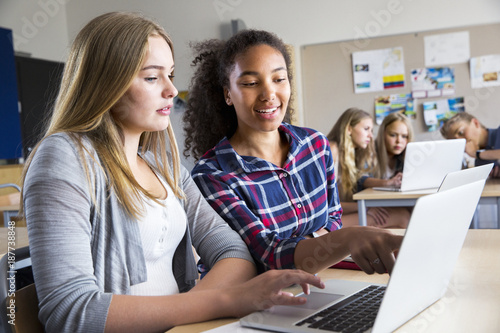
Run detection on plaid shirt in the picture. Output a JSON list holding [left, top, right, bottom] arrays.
[[191, 123, 342, 272]]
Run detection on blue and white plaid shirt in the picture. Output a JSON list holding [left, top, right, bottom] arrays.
[[191, 123, 343, 272]]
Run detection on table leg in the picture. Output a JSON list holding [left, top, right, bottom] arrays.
[[357, 200, 367, 226], [497, 198, 500, 229], [471, 206, 479, 229]]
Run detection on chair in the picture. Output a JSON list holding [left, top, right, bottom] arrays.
[[0, 184, 21, 227], [0, 246, 44, 333]]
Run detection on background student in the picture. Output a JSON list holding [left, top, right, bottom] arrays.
[[183, 29, 403, 275], [441, 111, 500, 177], [21, 12, 325, 333], [327, 108, 410, 228], [371, 112, 413, 184]]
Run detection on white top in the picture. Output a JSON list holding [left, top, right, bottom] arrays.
[[130, 177, 187, 296]]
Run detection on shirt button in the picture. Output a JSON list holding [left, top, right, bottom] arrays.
[[283, 173, 288, 177], [297, 204, 302, 208], [162, 226, 167, 232], [159, 238, 164, 243]]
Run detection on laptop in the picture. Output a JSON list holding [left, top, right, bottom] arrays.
[[438, 163, 493, 192], [373, 138, 466, 193], [240, 179, 486, 333]]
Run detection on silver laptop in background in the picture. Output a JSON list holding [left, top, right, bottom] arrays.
[[373, 138, 466, 193], [438, 163, 493, 192], [240, 179, 486, 333]]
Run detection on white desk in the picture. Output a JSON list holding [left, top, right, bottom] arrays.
[[353, 178, 500, 228]]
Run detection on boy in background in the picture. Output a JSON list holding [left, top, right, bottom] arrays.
[[441, 112, 500, 177]]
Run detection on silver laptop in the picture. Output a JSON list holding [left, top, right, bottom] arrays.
[[438, 163, 493, 192], [373, 138, 466, 193], [240, 179, 486, 333]]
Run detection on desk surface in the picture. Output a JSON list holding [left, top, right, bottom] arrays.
[[171, 229, 500, 333], [353, 177, 500, 200]]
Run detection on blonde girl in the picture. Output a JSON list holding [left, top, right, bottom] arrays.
[[327, 108, 377, 201], [373, 112, 413, 180], [327, 108, 409, 228]]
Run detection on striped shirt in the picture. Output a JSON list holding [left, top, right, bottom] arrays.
[[191, 123, 343, 272]]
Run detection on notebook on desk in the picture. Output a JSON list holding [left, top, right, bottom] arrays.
[[240, 179, 486, 333], [373, 138, 466, 193]]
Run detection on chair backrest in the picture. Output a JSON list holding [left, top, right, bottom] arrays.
[[0, 184, 21, 192], [0, 246, 44, 333], [0, 183, 22, 227]]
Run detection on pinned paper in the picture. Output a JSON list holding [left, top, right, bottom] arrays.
[[375, 93, 415, 125], [352, 47, 405, 94], [423, 97, 464, 132]]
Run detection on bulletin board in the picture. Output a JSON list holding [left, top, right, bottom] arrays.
[[301, 23, 500, 140]]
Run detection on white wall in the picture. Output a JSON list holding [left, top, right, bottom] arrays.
[[2, 0, 500, 168], [0, 0, 69, 62]]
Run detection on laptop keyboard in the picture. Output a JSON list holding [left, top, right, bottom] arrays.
[[295, 285, 386, 332]]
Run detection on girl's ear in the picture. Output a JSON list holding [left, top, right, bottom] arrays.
[[346, 125, 352, 137], [223, 87, 233, 106]]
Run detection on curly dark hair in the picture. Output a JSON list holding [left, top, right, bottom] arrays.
[[183, 29, 295, 161]]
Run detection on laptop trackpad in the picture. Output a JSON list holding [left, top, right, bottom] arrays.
[[269, 292, 343, 317]]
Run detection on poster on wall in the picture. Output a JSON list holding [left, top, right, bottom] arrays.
[[410, 67, 455, 98], [424, 31, 470, 67], [374, 93, 415, 125], [352, 47, 405, 94], [470, 54, 500, 88], [423, 97, 464, 132]]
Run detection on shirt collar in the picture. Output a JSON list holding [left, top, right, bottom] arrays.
[[214, 123, 303, 173]]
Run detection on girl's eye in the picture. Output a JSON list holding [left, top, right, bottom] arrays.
[[145, 77, 157, 82], [241, 82, 257, 87]]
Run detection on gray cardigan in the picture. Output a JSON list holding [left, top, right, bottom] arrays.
[[24, 133, 254, 333]]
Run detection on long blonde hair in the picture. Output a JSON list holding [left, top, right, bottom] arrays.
[[375, 112, 414, 179], [21, 12, 184, 218], [327, 108, 376, 200]]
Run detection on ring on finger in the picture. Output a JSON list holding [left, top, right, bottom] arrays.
[[372, 258, 381, 265]]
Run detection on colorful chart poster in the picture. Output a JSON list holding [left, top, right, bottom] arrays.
[[423, 97, 465, 132], [374, 93, 415, 125], [352, 47, 405, 94], [470, 54, 500, 88], [410, 67, 455, 98]]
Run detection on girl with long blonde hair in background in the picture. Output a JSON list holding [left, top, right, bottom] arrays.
[[327, 108, 409, 228]]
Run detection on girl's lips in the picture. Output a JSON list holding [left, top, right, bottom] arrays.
[[157, 105, 172, 116], [255, 106, 280, 119], [255, 106, 279, 114]]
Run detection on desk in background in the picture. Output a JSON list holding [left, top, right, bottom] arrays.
[[353, 178, 500, 228]]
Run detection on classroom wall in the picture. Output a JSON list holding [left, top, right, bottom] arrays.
[[301, 23, 500, 141], [1, 0, 500, 168]]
